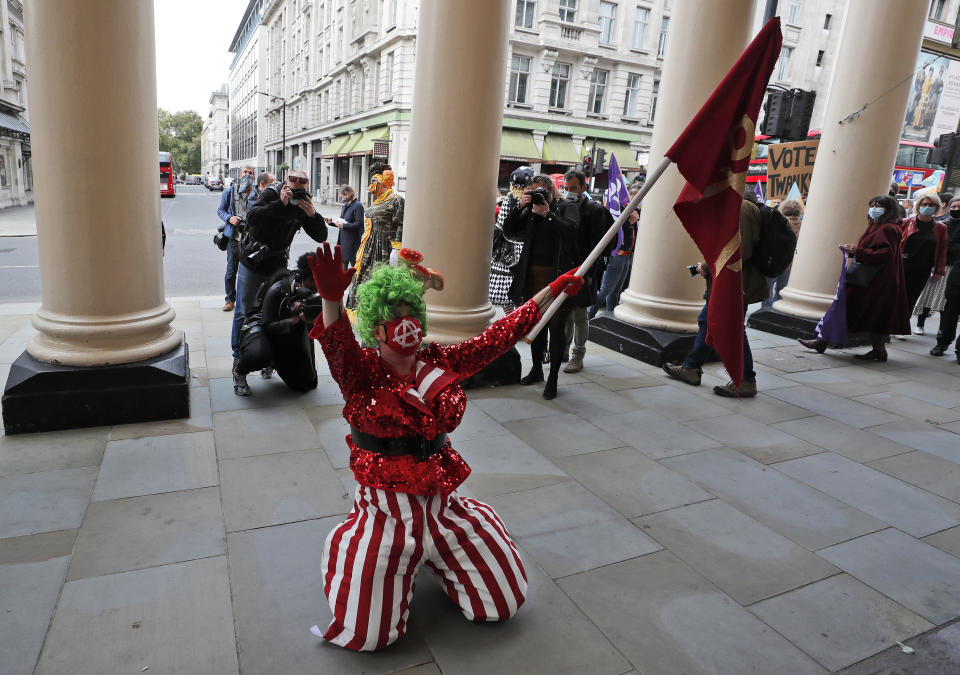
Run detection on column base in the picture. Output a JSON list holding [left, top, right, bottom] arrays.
[[462, 346, 521, 389], [747, 308, 872, 347], [588, 315, 704, 366], [2, 339, 190, 435]]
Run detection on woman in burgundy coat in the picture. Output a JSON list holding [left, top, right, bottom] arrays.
[[800, 195, 910, 361]]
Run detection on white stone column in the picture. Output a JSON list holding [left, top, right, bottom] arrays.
[[24, 0, 178, 366], [402, 0, 511, 343], [614, 0, 758, 332], [774, 1, 926, 320]]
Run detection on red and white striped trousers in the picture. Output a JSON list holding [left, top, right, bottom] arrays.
[[314, 485, 528, 651]]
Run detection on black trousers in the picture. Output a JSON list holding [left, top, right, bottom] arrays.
[[936, 285, 960, 352], [529, 311, 568, 381]]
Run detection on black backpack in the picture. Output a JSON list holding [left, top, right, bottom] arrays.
[[752, 203, 797, 278]]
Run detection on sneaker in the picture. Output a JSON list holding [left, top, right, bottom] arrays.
[[223, 301, 235, 312], [261, 366, 274, 379], [662, 362, 702, 386], [713, 380, 757, 398], [563, 356, 584, 373], [913, 326, 925, 335], [233, 372, 251, 396]]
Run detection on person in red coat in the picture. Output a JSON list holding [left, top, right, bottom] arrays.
[[800, 195, 910, 361]]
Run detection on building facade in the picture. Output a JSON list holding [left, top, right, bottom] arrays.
[[0, 0, 31, 208], [228, 0, 270, 180], [200, 84, 230, 180]]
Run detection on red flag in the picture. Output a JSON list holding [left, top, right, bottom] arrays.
[[666, 18, 782, 389]]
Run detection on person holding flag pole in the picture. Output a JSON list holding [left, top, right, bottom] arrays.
[[525, 17, 783, 398], [588, 153, 638, 318]]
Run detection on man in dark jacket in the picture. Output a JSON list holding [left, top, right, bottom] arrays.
[[326, 185, 364, 268], [502, 174, 580, 399], [931, 198, 960, 361], [218, 165, 256, 312], [231, 169, 327, 388]]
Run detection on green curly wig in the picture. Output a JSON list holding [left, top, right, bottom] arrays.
[[355, 263, 428, 347]]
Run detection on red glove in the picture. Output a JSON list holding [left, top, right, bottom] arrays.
[[548, 267, 584, 298], [307, 243, 356, 301]]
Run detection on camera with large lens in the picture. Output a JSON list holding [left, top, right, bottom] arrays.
[[290, 187, 308, 206], [687, 264, 699, 277], [247, 243, 271, 266], [528, 187, 551, 206]]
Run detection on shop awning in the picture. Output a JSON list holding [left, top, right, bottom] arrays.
[[339, 133, 363, 155], [320, 134, 353, 158], [540, 134, 580, 165], [500, 129, 540, 162], [0, 110, 29, 141], [581, 139, 641, 170], [346, 126, 390, 156]]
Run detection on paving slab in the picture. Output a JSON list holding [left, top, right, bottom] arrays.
[[469, 388, 565, 422], [594, 408, 721, 459], [662, 449, 886, 550], [0, 466, 98, 538], [503, 412, 623, 459], [579, 363, 664, 390], [227, 518, 434, 675], [35, 556, 239, 675], [304, 403, 351, 468], [868, 451, 960, 503], [853, 391, 960, 425], [751, 347, 836, 373], [635, 499, 838, 605], [777, 452, 960, 537], [92, 431, 218, 501], [109, 386, 212, 440], [547, 382, 640, 419], [772, 415, 914, 463], [488, 481, 661, 578], [683, 413, 824, 464], [411, 548, 631, 675], [922, 525, 960, 558], [695, 389, 816, 424], [556, 446, 713, 518], [0, 531, 73, 675], [838, 621, 960, 675], [749, 573, 933, 671], [209, 374, 344, 412], [622, 384, 731, 421], [219, 448, 351, 531], [455, 433, 569, 499], [447, 402, 511, 444], [558, 550, 825, 674], [866, 419, 960, 463], [885, 379, 960, 408], [67, 487, 225, 581], [766, 386, 903, 428], [213, 404, 321, 459], [818, 529, 960, 625], [0, 426, 108, 475]]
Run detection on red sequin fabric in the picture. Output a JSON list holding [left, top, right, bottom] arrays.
[[311, 301, 541, 495]]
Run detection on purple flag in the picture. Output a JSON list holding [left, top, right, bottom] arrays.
[[815, 249, 849, 345], [604, 153, 631, 253], [753, 181, 763, 203]]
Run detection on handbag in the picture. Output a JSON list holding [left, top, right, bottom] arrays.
[[214, 224, 229, 251], [844, 259, 881, 289]]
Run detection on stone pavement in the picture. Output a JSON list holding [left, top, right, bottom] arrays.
[[2, 298, 960, 675], [0, 205, 36, 237]]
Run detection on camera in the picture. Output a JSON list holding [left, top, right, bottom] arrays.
[[528, 187, 551, 206], [214, 224, 229, 251], [686, 264, 700, 277], [290, 187, 308, 206], [247, 243, 271, 266]]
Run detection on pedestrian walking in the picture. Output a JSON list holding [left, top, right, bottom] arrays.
[[900, 193, 947, 334], [930, 198, 960, 361]]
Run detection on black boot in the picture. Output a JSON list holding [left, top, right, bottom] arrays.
[[542, 376, 558, 400], [520, 366, 544, 385]]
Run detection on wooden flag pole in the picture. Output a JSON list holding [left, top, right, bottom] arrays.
[[523, 156, 673, 343]]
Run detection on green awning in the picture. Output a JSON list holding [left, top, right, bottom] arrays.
[[339, 133, 363, 155], [321, 134, 354, 157], [540, 134, 580, 165], [581, 139, 641, 170], [346, 126, 390, 156], [500, 129, 540, 162]]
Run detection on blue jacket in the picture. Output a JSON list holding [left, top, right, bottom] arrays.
[[337, 198, 365, 266], [218, 186, 259, 238]]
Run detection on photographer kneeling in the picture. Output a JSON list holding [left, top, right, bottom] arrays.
[[234, 253, 323, 395], [232, 170, 328, 394], [502, 174, 580, 400]]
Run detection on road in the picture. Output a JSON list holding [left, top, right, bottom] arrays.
[[0, 185, 341, 304]]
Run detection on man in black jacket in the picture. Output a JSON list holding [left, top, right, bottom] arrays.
[[931, 198, 960, 361], [231, 170, 327, 391], [326, 185, 364, 268]]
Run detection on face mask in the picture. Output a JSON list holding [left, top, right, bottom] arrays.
[[919, 206, 936, 217], [238, 175, 253, 192], [867, 207, 885, 221], [950, 210, 960, 219], [380, 315, 422, 356], [563, 190, 579, 200], [342, 197, 351, 204]]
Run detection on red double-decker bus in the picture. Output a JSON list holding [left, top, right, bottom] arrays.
[[159, 151, 175, 198]]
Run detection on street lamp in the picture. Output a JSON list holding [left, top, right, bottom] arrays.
[[256, 90, 286, 178]]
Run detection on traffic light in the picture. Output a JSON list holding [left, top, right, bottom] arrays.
[[930, 133, 955, 166], [783, 89, 816, 141], [583, 154, 593, 176], [760, 91, 787, 137], [596, 148, 607, 172]]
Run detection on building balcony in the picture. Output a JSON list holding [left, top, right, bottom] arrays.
[[560, 25, 582, 41]]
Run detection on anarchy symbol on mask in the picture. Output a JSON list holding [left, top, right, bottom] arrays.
[[392, 318, 422, 349]]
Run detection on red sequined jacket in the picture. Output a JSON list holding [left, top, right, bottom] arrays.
[[310, 300, 541, 495]]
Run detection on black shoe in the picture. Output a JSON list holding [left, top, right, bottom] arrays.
[[542, 379, 558, 400], [930, 345, 946, 356], [520, 369, 544, 385], [854, 349, 887, 362]]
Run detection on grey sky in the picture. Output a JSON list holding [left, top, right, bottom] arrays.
[[154, 0, 244, 115]]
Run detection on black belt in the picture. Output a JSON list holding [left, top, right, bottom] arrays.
[[349, 427, 448, 461]]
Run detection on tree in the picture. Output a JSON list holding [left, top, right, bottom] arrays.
[[158, 109, 203, 175]]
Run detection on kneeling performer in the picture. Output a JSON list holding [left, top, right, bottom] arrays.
[[306, 243, 582, 651]]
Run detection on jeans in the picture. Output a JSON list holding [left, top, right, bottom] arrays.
[[224, 239, 240, 303], [589, 254, 632, 318], [564, 307, 589, 359], [761, 269, 790, 310], [232, 264, 273, 358], [681, 301, 755, 383]]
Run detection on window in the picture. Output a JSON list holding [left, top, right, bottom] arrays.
[[515, 0, 536, 29], [816, 50, 824, 67], [895, 144, 914, 167], [386, 0, 398, 26], [787, 0, 801, 25], [588, 68, 608, 113], [658, 17, 669, 56], [599, 2, 616, 44], [559, 0, 576, 22], [509, 54, 531, 103], [549, 62, 570, 108], [623, 72, 641, 117], [823, 13, 832, 29], [776, 46, 793, 80], [649, 79, 659, 123], [632, 7, 649, 49], [930, 0, 946, 20], [384, 52, 394, 99]]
